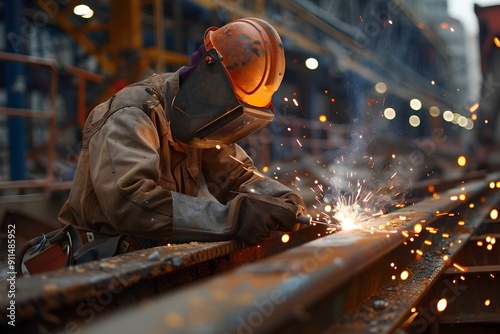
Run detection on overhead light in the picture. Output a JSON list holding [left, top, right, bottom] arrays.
[[375, 82, 387, 94], [74, 4, 94, 19], [410, 98, 422, 111], [384, 107, 396, 120], [305, 58, 319, 70]]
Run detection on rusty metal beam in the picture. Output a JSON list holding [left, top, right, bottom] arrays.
[[80, 173, 500, 333], [0, 223, 325, 332]]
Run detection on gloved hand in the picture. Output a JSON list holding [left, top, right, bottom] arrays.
[[230, 193, 306, 245]]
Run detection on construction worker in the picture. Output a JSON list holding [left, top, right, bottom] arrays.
[[58, 17, 307, 249]]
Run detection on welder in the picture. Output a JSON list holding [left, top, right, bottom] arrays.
[[58, 17, 307, 249]]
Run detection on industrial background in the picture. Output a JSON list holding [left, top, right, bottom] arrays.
[[1, 0, 500, 333]]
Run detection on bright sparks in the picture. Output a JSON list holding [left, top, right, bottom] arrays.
[[414, 223, 423, 234], [436, 298, 447, 312], [494, 36, 500, 48], [469, 102, 479, 113], [453, 263, 466, 272]]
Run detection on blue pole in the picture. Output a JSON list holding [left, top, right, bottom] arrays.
[[5, 0, 27, 181]]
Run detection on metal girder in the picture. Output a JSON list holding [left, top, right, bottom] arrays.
[[408, 218, 500, 331], [0, 223, 326, 332], [80, 173, 500, 333]]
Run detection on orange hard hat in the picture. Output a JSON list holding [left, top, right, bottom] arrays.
[[204, 17, 285, 108]]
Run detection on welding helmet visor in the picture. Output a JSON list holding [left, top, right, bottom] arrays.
[[171, 48, 274, 148]]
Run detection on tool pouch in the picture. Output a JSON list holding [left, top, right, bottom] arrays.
[[17, 225, 138, 277]]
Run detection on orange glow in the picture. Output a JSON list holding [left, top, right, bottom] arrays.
[[414, 224, 423, 233], [453, 263, 465, 272], [437, 298, 447, 312], [281, 234, 290, 243], [469, 102, 479, 112], [457, 156, 466, 167], [318, 114, 327, 122], [494, 36, 500, 48]]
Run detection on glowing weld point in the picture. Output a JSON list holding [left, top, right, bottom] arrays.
[[281, 234, 290, 243], [341, 218, 356, 231]]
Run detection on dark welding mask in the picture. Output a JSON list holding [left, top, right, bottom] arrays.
[[170, 48, 275, 148]]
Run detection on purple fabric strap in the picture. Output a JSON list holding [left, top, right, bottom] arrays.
[[179, 44, 205, 85]]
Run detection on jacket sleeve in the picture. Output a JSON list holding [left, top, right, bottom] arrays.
[[201, 143, 300, 201], [89, 106, 174, 241]]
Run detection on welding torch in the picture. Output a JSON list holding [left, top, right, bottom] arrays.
[[297, 214, 339, 227]]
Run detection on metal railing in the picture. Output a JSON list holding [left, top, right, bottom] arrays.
[[0, 51, 71, 193]]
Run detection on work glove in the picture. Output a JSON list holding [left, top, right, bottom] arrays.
[[170, 191, 306, 245], [229, 193, 306, 245]]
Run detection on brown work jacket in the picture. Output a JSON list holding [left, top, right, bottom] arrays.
[[58, 70, 291, 242]]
